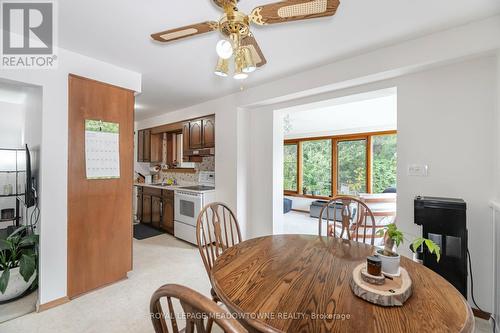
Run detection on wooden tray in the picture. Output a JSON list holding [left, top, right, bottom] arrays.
[[350, 263, 412, 306]]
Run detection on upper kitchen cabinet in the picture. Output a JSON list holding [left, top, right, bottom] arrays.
[[137, 129, 162, 163], [189, 120, 203, 149], [184, 115, 215, 151], [202, 116, 215, 148], [182, 122, 190, 157]]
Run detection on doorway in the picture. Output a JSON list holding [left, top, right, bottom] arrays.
[[0, 79, 42, 323], [275, 88, 398, 238]]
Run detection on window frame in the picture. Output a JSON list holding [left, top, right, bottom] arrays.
[[283, 142, 299, 194], [284, 130, 397, 199]]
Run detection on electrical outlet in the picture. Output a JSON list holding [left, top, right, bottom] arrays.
[[408, 164, 428, 176]]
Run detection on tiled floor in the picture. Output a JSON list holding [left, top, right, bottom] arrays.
[[0, 232, 493, 332], [275, 210, 319, 235]]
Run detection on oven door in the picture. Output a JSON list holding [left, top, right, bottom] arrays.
[[174, 191, 202, 226]]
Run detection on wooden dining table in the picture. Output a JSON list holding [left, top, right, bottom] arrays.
[[210, 234, 474, 333]]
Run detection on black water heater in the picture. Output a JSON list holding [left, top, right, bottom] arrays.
[[414, 196, 468, 298]]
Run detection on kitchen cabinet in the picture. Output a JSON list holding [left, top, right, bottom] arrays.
[[143, 129, 151, 161], [136, 187, 143, 221], [136, 186, 174, 235], [150, 133, 163, 163], [182, 115, 215, 157], [137, 129, 162, 163], [189, 120, 203, 149], [142, 193, 152, 224], [162, 190, 174, 234], [202, 116, 215, 148], [182, 122, 190, 158], [151, 196, 162, 229]]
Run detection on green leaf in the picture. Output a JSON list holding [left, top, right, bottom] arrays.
[[424, 239, 441, 262], [19, 234, 39, 247], [19, 254, 36, 282], [7, 226, 27, 239], [411, 238, 425, 253], [0, 268, 10, 294], [0, 239, 11, 251]]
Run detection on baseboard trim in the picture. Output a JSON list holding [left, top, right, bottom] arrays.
[[37, 296, 70, 312], [472, 308, 491, 320], [291, 208, 310, 214]]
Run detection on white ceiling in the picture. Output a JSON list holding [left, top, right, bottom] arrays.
[[284, 90, 397, 138], [58, 0, 500, 120]]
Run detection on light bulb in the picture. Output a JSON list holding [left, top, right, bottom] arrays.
[[233, 72, 248, 80], [216, 40, 233, 60]]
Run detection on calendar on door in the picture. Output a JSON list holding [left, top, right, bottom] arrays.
[[85, 120, 120, 179]]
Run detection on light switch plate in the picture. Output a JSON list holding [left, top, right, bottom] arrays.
[[407, 164, 428, 176]]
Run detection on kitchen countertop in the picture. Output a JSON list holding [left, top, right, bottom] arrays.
[[134, 183, 182, 190]]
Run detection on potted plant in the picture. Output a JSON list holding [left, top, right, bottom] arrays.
[[376, 223, 440, 276], [0, 226, 38, 302]]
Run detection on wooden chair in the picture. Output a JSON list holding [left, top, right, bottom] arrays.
[[318, 196, 376, 245], [359, 194, 397, 246], [196, 202, 242, 303], [150, 284, 247, 333]]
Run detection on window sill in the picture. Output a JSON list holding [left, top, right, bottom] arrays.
[[284, 192, 332, 200]]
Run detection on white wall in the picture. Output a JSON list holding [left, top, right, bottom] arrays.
[[396, 57, 496, 309], [0, 101, 24, 147], [0, 49, 141, 305]]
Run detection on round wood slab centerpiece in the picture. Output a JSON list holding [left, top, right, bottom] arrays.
[[350, 263, 412, 306]]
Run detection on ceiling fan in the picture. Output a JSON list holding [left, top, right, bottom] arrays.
[[151, 0, 341, 80]]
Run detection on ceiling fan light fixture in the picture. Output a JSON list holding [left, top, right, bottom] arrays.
[[214, 57, 229, 77], [241, 46, 256, 73], [216, 39, 233, 60], [233, 48, 248, 80]]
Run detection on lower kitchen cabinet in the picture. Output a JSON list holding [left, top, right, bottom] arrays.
[[142, 193, 152, 224], [151, 196, 162, 229], [162, 191, 174, 234], [137, 186, 174, 235]]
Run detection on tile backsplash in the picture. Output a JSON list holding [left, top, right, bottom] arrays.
[[152, 156, 214, 184]]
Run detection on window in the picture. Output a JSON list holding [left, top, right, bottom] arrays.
[[372, 134, 397, 193], [283, 131, 397, 198], [337, 139, 367, 195], [284, 144, 298, 192], [302, 140, 332, 196]]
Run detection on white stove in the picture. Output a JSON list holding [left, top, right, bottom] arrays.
[[174, 171, 215, 244]]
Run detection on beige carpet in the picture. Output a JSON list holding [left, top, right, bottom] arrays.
[[0, 233, 493, 332]]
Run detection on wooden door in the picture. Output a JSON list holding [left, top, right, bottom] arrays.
[[202, 116, 215, 148], [143, 129, 151, 162], [189, 120, 203, 149], [137, 130, 144, 162], [151, 196, 162, 229], [68, 74, 134, 298], [162, 191, 174, 234], [142, 194, 152, 224]]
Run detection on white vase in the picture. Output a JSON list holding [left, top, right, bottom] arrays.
[[0, 267, 36, 302], [377, 249, 401, 276]]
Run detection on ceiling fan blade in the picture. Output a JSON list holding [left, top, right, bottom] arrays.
[[249, 0, 340, 25], [151, 21, 218, 43], [241, 34, 267, 67]]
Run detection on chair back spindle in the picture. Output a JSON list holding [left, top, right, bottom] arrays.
[[318, 196, 376, 245]]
